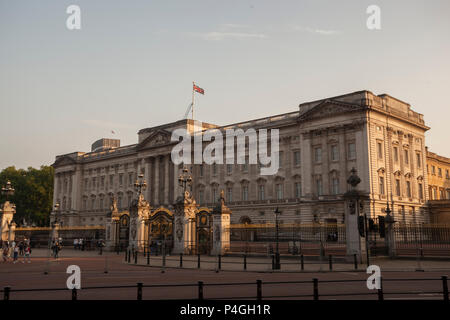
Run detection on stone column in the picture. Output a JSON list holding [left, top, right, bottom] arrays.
[[211, 191, 232, 255], [1, 201, 16, 242], [128, 194, 150, 252], [343, 169, 369, 263], [173, 191, 198, 254], [145, 158, 152, 203], [154, 157, 160, 206], [164, 155, 170, 205], [301, 131, 313, 198]]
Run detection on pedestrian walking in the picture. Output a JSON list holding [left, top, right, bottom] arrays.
[[23, 244, 31, 263], [2, 245, 9, 262], [19, 241, 24, 256], [13, 245, 19, 264], [74, 238, 78, 250]]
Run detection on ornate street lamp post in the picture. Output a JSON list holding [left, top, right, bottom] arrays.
[[274, 207, 281, 270], [50, 203, 60, 242], [134, 174, 147, 198], [178, 167, 192, 193], [1, 180, 15, 200]]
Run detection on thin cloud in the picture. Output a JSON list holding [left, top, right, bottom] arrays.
[[190, 31, 267, 41], [294, 25, 341, 36]]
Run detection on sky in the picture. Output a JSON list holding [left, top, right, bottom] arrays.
[[1, 0, 449, 170]]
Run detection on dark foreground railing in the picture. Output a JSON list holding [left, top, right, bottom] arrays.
[[1, 276, 448, 301]]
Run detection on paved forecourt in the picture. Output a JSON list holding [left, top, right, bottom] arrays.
[[0, 249, 449, 300]]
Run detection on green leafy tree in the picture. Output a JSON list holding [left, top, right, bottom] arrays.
[[0, 166, 54, 226]]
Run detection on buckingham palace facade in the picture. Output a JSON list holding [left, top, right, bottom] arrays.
[[52, 90, 435, 227]]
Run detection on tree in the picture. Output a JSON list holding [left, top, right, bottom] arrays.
[[0, 166, 54, 226]]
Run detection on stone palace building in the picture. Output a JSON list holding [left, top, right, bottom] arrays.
[[52, 90, 449, 228]]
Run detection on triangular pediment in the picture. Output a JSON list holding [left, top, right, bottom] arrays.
[[299, 100, 363, 121], [137, 129, 172, 150], [52, 156, 77, 167]]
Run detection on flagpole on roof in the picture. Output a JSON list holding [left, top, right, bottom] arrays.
[[192, 81, 195, 121]]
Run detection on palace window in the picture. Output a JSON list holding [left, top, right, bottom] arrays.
[[404, 150, 409, 165], [293, 150, 301, 166], [416, 153, 421, 168], [377, 142, 383, 159], [276, 184, 283, 200], [348, 142, 356, 160], [440, 188, 445, 199], [330, 145, 339, 161], [406, 181, 411, 198], [295, 182, 302, 198], [438, 168, 442, 177], [278, 151, 284, 168], [418, 183, 423, 200], [393, 147, 399, 162], [447, 190, 450, 200], [314, 147, 322, 163], [331, 178, 339, 195], [101, 176, 105, 189], [199, 190, 204, 204], [212, 163, 217, 176], [258, 185, 265, 200], [242, 163, 248, 173], [119, 174, 123, 186], [128, 173, 133, 186], [109, 175, 114, 187], [199, 165, 204, 177], [242, 185, 249, 201], [432, 166, 436, 175], [212, 188, 217, 202], [227, 187, 233, 201], [227, 164, 233, 174], [316, 177, 323, 196], [395, 179, 401, 196], [379, 177, 385, 195]]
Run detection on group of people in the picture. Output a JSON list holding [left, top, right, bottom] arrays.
[[1, 239, 31, 263], [73, 238, 87, 251]]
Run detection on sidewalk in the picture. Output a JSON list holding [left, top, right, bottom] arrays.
[[128, 254, 450, 273], [21, 248, 117, 258]]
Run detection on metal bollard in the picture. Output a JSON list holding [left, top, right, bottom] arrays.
[[329, 255, 333, 271], [137, 282, 143, 300], [244, 254, 247, 270], [147, 252, 150, 265], [353, 254, 358, 270], [198, 254, 201, 269], [218, 254, 221, 270], [198, 281, 204, 300], [72, 288, 77, 301], [135, 251, 138, 264], [4, 286, 10, 300], [377, 276, 384, 301], [127, 250, 131, 263], [256, 280, 262, 301], [180, 253, 183, 268], [442, 276, 449, 302], [125, 250, 128, 261], [301, 254, 304, 271], [271, 255, 275, 270], [313, 278, 319, 301]]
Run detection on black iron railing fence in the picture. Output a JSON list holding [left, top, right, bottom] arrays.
[[1, 276, 448, 301]]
